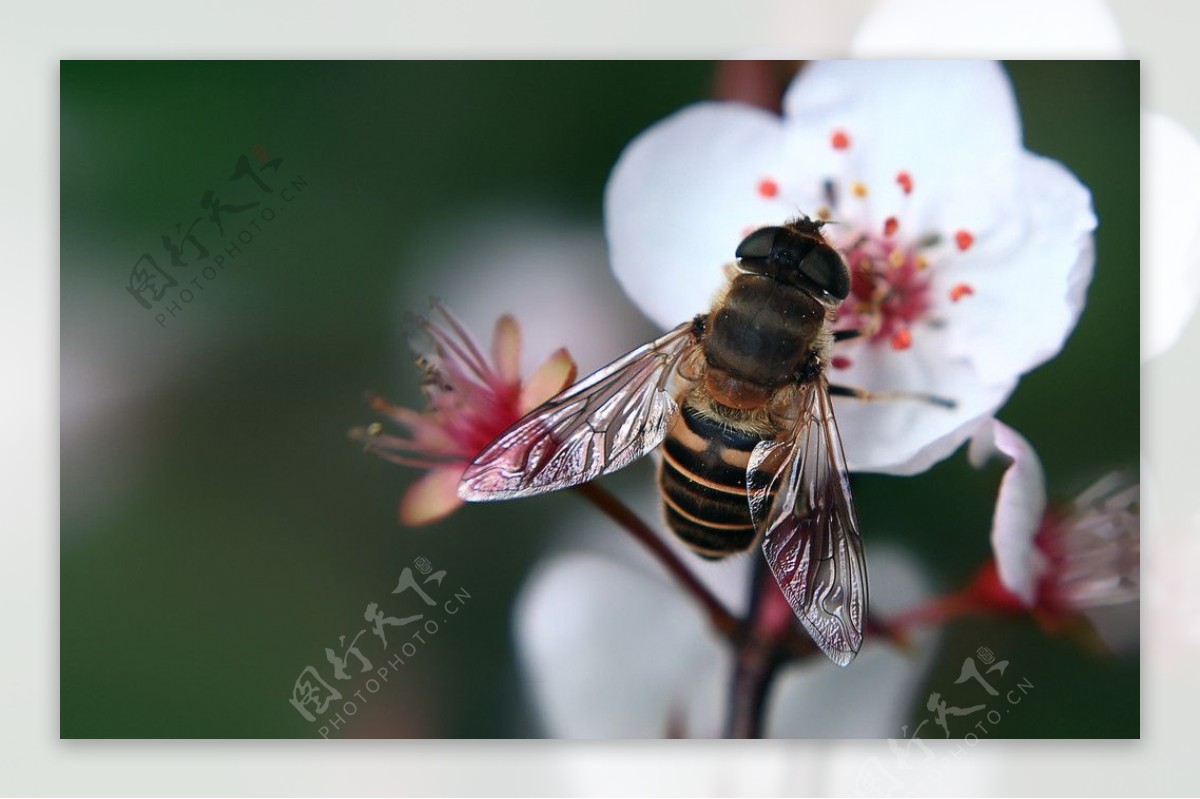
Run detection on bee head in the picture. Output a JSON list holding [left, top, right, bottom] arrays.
[[735, 221, 850, 302]]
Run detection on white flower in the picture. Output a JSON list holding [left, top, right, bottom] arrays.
[[1144, 111, 1200, 361], [605, 60, 1095, 475], [514, 484, 939, 738], [968, 417, 1139, 618], [402, 207, 659, 375], [849, 1, 1200, 363], [850, 0, 1123, 57]]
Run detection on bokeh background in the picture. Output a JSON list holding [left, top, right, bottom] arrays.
[[61, 60, 1138, 738]]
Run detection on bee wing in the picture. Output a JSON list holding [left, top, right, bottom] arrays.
[[458, 321, 700, 501], [747, 379, 867, 666]]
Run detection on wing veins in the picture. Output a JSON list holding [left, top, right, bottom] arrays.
[[458, 322, 698, 500], [750, 378, 868, 666]]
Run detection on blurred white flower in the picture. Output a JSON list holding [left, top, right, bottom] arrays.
[[404, 207, 658, 375], [514, 483, 939, 738], [1144, 111, 1200, 361], [513, 483, 745, 738], [968, 418, 1139, 623], [850, 0, 1123, 57], [605, 61, 1095, 475]]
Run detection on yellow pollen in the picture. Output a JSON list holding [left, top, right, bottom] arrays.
[[888, 249, 905, 268], [366, 422, 382, 437], [816, 206, 831, 220], [851, 182, 868, 198], [915, 255, 929, 271]]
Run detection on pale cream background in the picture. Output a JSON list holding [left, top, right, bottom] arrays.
[[6, 0, 1192, 794]]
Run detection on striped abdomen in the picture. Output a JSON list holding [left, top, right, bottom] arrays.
[[659, 403, 766, 559]]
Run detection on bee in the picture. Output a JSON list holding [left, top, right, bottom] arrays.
[[457, 217, 918, 666]]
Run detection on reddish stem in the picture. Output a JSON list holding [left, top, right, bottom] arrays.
[[886, 593, 981, 634], [574, 481, 742, 641], [726, 558, 795, 738], [574, 481, 820, 661]]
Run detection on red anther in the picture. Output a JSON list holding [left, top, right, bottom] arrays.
[[883, 217, 899, 237], [757, 178, 779, 198], [890, 329, 912, 351], [831, 129, 851, 150], [831, 356, 852, 370], [896, 171, 913, 194], [949, 283, 975, 302], [955, 229, 975, 251]]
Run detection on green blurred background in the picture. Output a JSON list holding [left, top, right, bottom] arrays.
[[61, 61, 1138, 738]]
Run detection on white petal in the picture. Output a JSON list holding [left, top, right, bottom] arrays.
[[967, 418, 1048, 605], [1143, 111, 1200, 361], [514, 481, 751, 738], [782, 61, 1022, 233], [515, 550, 730, 738], [517, 527, 938, 739], [833, 344, 1016, 475], [605, 103, 789, 330], [935, 153, 1096, 383], [851, 0, 1124, 57]]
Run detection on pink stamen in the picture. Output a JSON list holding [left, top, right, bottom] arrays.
[[422, 320, 495, 388], [430, 304, 499, 385], [365, 449, 450, 471], [366, 430, 461, 459], [838, 238, 932, 347]]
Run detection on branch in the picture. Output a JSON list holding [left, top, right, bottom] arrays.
[[574, 481, 742, 640], [573, 479, 820, 739]]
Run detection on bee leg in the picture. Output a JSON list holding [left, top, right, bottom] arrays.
[[833, 329, 863, 343], [828, 383, 957, 409]]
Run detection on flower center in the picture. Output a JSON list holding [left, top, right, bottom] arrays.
[[751, 127, 981, 355], [837, 231, 932, 351]]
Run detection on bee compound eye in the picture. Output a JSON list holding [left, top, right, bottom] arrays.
[[735, 227, 782, 262], [800, 248, 850, 300]]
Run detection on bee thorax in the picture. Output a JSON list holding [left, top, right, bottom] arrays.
[[703, 274, 826, 389], [703, 366, 772, 411]]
